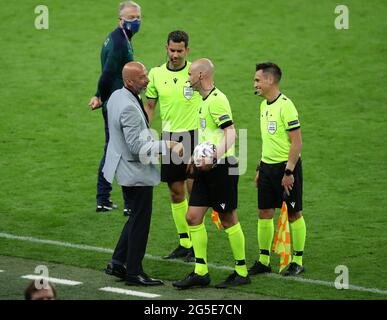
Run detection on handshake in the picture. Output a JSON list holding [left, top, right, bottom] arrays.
[[165, 141, 184, 157]]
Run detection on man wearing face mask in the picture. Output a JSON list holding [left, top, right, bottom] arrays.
[[88, 1, 142, 214]]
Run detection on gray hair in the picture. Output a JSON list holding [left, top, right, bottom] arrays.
[[118, 1, 141, 17]]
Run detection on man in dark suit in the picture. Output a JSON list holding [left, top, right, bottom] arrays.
[[103, 61, 183, 286]]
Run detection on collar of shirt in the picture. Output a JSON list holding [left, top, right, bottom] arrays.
[[124, 87, 150, 126], [116, 27, 133, 41], [266, 93, 282, 105]]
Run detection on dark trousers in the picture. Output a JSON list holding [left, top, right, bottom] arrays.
[[112, 186, 153, 275], [96, 108, 129, 207], [96, 108, 112, 205]]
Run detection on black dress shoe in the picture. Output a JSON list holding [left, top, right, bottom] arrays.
[[172, 272, 211, 289], [105, 262, 126, 280], [126, 273, 164, 286]]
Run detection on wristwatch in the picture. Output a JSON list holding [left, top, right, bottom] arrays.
[[284, 169, 293, 176]]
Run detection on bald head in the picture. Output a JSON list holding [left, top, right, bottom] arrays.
[[122, 61, 145, 81], [188, 58, 215, 96], [122, 62, 149, 94], [190, 58, 215, 78]]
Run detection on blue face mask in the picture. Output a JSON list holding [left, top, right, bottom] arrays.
[[122, 19, 141, 34]]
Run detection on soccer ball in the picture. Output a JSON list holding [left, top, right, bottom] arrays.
[[193, 141, 216, 167]]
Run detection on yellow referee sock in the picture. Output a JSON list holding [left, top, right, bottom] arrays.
[[189, 223, 208, 276], [290, 216, 306, 266], [226, 222, 248, 277], [258, 218, 274, 266], [171, 199, 191, 249]]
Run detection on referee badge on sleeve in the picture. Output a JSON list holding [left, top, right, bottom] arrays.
[[268, 121, 277, 134], [183, 86, 193, 100], [287, 119, 299, 126]]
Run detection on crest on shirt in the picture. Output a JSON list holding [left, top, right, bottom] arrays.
[[183, 86, 193, 100], [267, 121, 277, 134], [200, 118, 206, 129]]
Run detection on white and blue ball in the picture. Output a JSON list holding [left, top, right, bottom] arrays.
[[193, 141, 216, 167]]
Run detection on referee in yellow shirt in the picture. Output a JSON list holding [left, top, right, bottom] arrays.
[[145, 31, 201, 261], [248, 62, 306, 276], [173, 58, 250, 289]]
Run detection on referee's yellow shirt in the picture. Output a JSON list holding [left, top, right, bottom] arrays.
[[146, 62, 201, 132], [260, 94, 301, 164], [198, 87, 235, 159]]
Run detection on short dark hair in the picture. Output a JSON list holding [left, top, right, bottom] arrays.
[[24, 280, 57, 300], [256, 62, 282, 83], [167, 30, 189, 48]]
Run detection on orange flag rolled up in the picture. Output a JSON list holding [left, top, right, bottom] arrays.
[[211, 210, 222, 230], [272, 201, 291, 272]]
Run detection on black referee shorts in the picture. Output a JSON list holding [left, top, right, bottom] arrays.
[[161, 130, 198, 183], [257, 159, 303, 214], [189, 157, 239, 213]]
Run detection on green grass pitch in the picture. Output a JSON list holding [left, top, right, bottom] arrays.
[[0, 0, 386, 300]]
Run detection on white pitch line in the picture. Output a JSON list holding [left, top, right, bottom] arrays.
[[263, 273, 387, 296], [99, 287, 160, 298], [0, 232, 228, 270], [1, 232, 387, 296], [0, 270, 4, 273], [21, 275, 82, 286], [0, 232, 113, 254]]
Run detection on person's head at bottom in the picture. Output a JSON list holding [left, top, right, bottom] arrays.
[[24, 280, 57, 300]]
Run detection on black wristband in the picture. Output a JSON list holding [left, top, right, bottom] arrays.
[[256, 164, 260, 172], [284, 169, 293, 176]]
